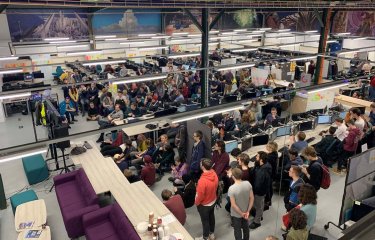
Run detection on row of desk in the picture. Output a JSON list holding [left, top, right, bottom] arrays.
[[70, 141, 193, 240]]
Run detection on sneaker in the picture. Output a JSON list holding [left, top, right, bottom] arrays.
[[249, 222, 261, 229], [209, 233, 215, 240]]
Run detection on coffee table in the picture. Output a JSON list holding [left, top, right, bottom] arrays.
[[17, 226, 51, 240], [15, 199, 47, 232]]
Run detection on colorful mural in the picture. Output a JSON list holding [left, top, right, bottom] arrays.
[[219, 10, 259, 30], [92, 9, 161, 36], [332, 11, 375, 37], [264, 11, 320, 31], [7, 9, 89, 42]]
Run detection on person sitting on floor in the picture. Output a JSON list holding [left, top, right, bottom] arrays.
[[86, 101, 100, 121], [161, 189, 187, 225], [140, 155, 156, 187], [59, 97, 77, 124], [125, 102, 142, 118], [174, 174, 196, 209], [130, 138, 156, 169], [169, 156, 189, 187], [96, 104, 124, 142], [154, 144, 175, 176], [123, 169, 140, 183]]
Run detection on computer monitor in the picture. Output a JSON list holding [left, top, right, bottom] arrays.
[[252, 134, 269, 147], [154, 107, 177, 118], [299, 121, 314, 131], [241, 137, 252, 152], [221, 95, 237, 104], [269, 129, 278, 141], [225, 140, 238, 153], [276, 126, 291, 137], [272, 87, 287, 94], [310, 108, 325, 116], [341, 89, 351, 96], [317, 115, 331, 124], [339, 111, 347, 119], [242, 92, 257, 100], [24, 74, 34, 81], [271, 118, 282, 127]]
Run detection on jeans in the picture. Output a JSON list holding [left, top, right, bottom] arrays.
[[197, 204, 215, 239], [232, 217, 249, 240], [337, 150, 354, 170], [65, 111, 75, 122], [80, 98, 89, 114], [253, 195, 265, 224]]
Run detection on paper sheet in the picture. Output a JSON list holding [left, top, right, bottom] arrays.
[[162, 213, 176, 225]]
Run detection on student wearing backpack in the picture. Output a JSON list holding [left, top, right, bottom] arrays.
[[334, 120, 361, 174], [301, 147, 323, 191], [314, 126, 338, 166]]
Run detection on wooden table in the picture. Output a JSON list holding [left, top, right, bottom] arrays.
[[112, 181, 193, 240], [17, 226, 51, 240], [15, 200, 47, 232], [70, 141, 130, 194], [335, 94, 372, 112]]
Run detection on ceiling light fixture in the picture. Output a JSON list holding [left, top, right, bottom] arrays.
[[0, 149, 47, 163], [304, 30, 318, 33], [0, 56, 19, 61], [66, 51, 103, 56], [172, 32, 189, 36], [0, 92, 31, 100], [216, 63, 255, 71], [105, 38, 128, 41], [119, 41, 145, 45], [277, 29, 291, 32], [82, 59, 126, 66], [234, 29, 247, 32], [138, 34, 157, 37], [49, 40, 77, 44], [168, 53, 200, 59], [44, 37, 69, 41], [0, 69, 23, 75], [112, 75, 167, 85], [95, 35, 116, 39], [308, 83, 349, 94], [231, 48, 258, 53], [57, 44, 89, 49]]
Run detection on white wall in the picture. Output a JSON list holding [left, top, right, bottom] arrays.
[[0, 11, 12, 56], [343, 39, 375, 49]]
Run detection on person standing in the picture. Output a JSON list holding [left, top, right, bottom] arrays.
[[189, 130, 206, 180], [212, 140, 230, 179], [301, 147, 323, 191], [195, 159, 219, 240], [228, 168, 254, 240], [284, 166, 304, 211], [250, 151, 272, 229]]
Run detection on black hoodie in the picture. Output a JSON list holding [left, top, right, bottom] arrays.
[[253, 162, 272, 196]]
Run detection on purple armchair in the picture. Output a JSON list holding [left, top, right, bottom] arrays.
[[83, 202, 141, 240], [54, 168, 100, 238]]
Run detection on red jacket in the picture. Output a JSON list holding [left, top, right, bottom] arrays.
[[164, 195, 187, 225], [343, 127, 361, 152], [195, 170, 219, 206], [212, 151, 230, 178], [141, 165, 156, 187]]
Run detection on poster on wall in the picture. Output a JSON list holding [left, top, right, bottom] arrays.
[[164, 11, 207, 35], [251, 67, 268, 86], [264, 11, 320, 31], [306, 90, 335, 111], [219, 10, 259, 30], [6, 9, 89, 42], [92, 9, 161, 36], [332, 11, 375, 37]]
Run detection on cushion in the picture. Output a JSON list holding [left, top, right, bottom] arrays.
[[77, 170, 97, 205], [22, 154, 49, 185], [85, 221, 120, 240], [10, 189, 38, 214]]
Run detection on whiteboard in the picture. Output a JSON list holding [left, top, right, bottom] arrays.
[[306, 89, 335, 111], [251, 67, 269, 86]]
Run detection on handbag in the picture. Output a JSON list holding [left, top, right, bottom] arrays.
[[282, 205, 301, 229]]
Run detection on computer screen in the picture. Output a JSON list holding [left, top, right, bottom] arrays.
[[357, 107, 366, 115], [225, 140, 238, 153], [269, 129, 278, 141], [339, 111, 347, 119], [299, 121, 313, 131], [318, 115, 331, 124], [252, 134, 269, 147], [24, 74, 34, 80], [241, 137, 252, 152], [276, 126, 291, 137]]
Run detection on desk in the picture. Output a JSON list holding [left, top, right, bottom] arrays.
[[17, 226, 51, 240], [15, 199, 47, 232], [112, 181, 193, 240], [335, 94, 372, 112]]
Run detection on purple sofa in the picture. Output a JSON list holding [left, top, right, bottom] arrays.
[[83, 202, 141, 240], [54, 168, 100, 238]]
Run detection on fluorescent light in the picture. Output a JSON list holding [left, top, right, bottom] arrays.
[[188, 34, 201, 37], [82, 59, 126, 66], [252, 30, 265, 33], [326, 40, 338, 43], [49, 40, 77, 44], [290, 56, 317, 61], [260, 28, 272, 31], [57, 44, 89, 49], [231, 48, 258, 53], [119, 41, 145, 45], [138, 34, 157, 37], [221, 32, 237, 35], [112, 75, 167, 85], [168, 53, 200, 59], [304, 30, 318, 33], [0, 92, 31, 100], [216, 64, 255, 71], [0, 56, 18, 61], [151, 36, 170, 39], [172, 32, 189, 36], [353, 37, 367, 40], [105, 38, 128, 41], [0, 69, 23, 75], [335, 32, 351, 36], [278, 32, 292, 36], [238, 39, 258, 43], [277, 29, 291, 32], [138, 46, 169, 51], [0, 149, 47, 163], [95, 35, 116, 39], [234, 29, 247, 32], [66, 50, 102, 56], [172, 105, 244, 123], [277, 36, 295, 40], [210, 30, 220, 34], [44, 37, 69, 41], [338, 50, 358, 55], [308, 83, 349, 94]]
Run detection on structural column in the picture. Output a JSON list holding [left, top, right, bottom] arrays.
[[201, 8, 209, 108]]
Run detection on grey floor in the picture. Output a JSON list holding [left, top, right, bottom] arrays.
[[0, 124, 345, 240]]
